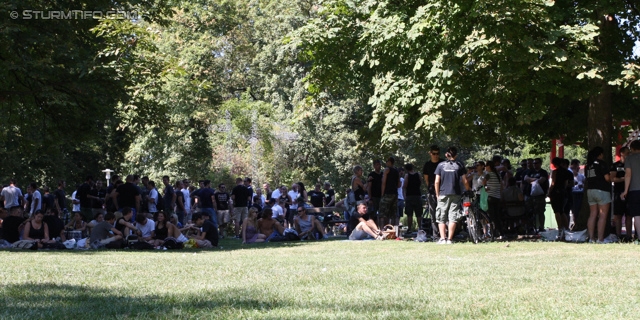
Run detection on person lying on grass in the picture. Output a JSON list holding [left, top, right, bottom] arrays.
[[189, 212, 217, 248], [257, 208, 284, 241], [89, 212, 123, 248], [294, 206, 327, 240], [348, 201, 384, 241], [242, 207, 266, 244]]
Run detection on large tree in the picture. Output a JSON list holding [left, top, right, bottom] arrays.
[[291, 0, 640, 160]]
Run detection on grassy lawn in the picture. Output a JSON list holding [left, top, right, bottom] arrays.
[[1, 238, 639, 319]]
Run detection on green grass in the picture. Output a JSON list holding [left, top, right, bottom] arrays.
[[1, 238, 639, 319]]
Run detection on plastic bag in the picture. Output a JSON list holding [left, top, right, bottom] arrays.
[[531, 181, 544, 196], [479, 187, 489, 211], [539, 229, 559, 241], [564, 229, 588, 243], [415, 230, 427, 242]]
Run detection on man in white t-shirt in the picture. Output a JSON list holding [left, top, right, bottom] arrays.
[[27, 183, 42, 216], [71, 187, 81, 213], [270, 185, 282, 201], [147, 181, 159, 214], [397, 168, 405, 225], [1, 179, 25, 214], [182, 179, 192, 214], [271, 198, 285, 223], [287, 184, 300, 226], [135, 213, 156, 241]]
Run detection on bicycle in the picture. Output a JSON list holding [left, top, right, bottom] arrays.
[[462, 190, 495, 244]]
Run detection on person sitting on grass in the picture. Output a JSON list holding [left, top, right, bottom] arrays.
[[169, 213, 183, 228], [87, 212, 105, 236], [258, 208, 284, 241], [135, 213, 155, 242], [22, 210, 57, 248], [242, 207, 266, 244], [294, 206, 327, 240], [150, 211, 169, 247], [90, 212, 123, 249], [65, 212, 87, 237], [189, 212, 217, 248], [348, 201, 383, 240], [116, 207, 139, 238], [166, 215, 190, 244]]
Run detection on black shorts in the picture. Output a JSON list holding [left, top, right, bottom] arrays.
[[613, 193, 628, 216], [549, 192, 566, 214], [626, 190, 640, 217]]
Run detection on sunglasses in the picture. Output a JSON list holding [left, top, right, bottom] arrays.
[[431, 152, 440, 155], [297, 209, 305, 213]]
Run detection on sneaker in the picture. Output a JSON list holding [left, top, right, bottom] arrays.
[[375, 235, 385, 241], [445, 239, 452, 245], [437, 238, 447, 245]]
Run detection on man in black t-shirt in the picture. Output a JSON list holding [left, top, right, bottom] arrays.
[[213, 183, 231, 236], [41, 187, 56, 214], [190, 212, 218, 247], [89, 180, 107, 217], [379, 157, 401, 226], [366, 160, 383, 220], [193, 180, 217, 227], [524, 158, 549, 232], [434, 147, 470, 244], [611, 147, 630, 240], [231, 178, 251, 238], [323, 182, 335, 207], [422, 145, 444, 238], [308, 184, 325, 208], [1, 208, 26, 243], [53, 180, 68, 219], [162, 176, 176, 215], [114, 175, 141, 218], [76, 176, 94, 222]]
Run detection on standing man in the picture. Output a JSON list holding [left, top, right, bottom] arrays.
[[182, 179, 192, 222], [569, 159, 585, 230], [175, 180, 186, 225], [366, 160, 383, 223], [76, 176, 94, 222], [423, 145, 444, 238], [308, 184, 325, 208], [231, 178, 251, 238], [0, 179, 24, 215], [41, 187, 56, 214], [89, 180, 107, 218], [434, 147, 470, 244], [244, 178, 254, 206], [611, 147, 631, 241], [323, 182, 336, 207], [379, 157, 401, 226], [162, 176, 176, 217], [147, 181, 159, 215], [524, 158, 549, 232], [192, 180, 217, 228], [27, 182, 42, 216], [113, 175, 141, 218], [53, 180, 68, 223], [213, 183, 231, 237], [262, 183, 272, 201], [621, 140, 640, 242]]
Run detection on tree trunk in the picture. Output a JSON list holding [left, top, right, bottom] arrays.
[[575, 81, 612, 231]]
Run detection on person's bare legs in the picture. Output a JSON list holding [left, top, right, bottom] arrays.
[[447, 222, 457, 240], [597, 203, 610, 242], [255, 234, 266, 243], [313, 219, 325, 236], [406, 213, 413, 233], [438, 223, 447, 240], [625, 216, 633, 239], [587, 204, 598, 240], [365, 220, 380, 235], [614, 215, 623, 237], [358, 222, 379, 238]]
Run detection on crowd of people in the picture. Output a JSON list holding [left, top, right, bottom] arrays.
[[1, 140, 639, 249]]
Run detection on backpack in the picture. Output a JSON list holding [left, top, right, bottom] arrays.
[[163, 237, 184, 249], [129, 241, 155, 250], [12, 240, 37, 250], [154, 189, 165, 213]]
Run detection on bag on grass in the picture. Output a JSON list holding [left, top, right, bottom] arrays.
[[382, 224, 397, 240], [164, 237, 184, 249], [129, 241, 155, 250], [415, 230, 428, 242], [12, 240, 37, 250], [479, 187, 489, 212], [564, 229, 588, 243]]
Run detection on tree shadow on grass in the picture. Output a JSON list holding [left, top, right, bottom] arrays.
[[0, 283, 448, 319], [0, 237, 347, 254]]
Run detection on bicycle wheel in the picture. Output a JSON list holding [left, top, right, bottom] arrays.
[[476, 210, 495, 242], [467, 208, 480, 244]]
